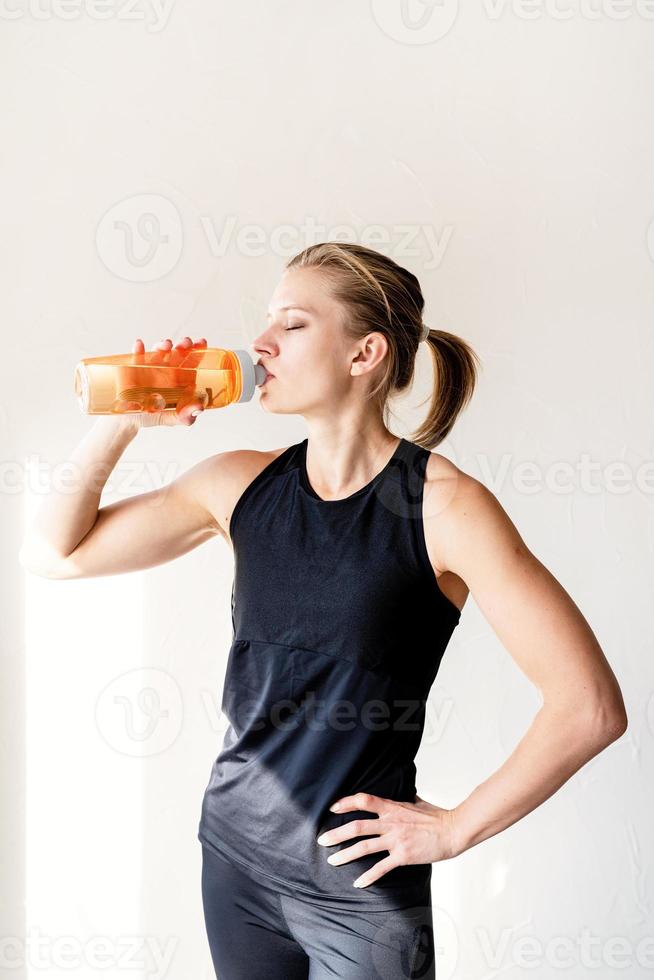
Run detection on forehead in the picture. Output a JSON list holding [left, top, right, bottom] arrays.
[[266, 303, 317, 320], [267, 267, 331, 319]]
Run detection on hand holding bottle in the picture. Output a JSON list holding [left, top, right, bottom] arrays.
[[127, 336, 209, 428]]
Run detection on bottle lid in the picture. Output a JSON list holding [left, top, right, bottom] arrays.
[[233, 350, 267, 402], [74, 363, 89, 413]]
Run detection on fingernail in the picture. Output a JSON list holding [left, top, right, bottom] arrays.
[[329, 803, 341, 812], [316, 835, 329, 846], [191, 410, 200, 417]]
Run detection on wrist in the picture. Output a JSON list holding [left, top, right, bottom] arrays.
[[94, 414, 140, 440], [447, 805, 470, 858]]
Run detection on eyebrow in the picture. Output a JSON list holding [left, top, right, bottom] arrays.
[[266, 305, 315, 319]]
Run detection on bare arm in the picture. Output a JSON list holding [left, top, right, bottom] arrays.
[[20, 444, 228, 581], [426, 472, 628, 857], [19, 335, 222, 579]]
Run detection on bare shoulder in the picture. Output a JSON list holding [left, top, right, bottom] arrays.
[[421, 451, 493, 613], [200, 445, 291, 547], [422, 450, 526, 605]]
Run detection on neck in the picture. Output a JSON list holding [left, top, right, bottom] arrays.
[[303, 421, 400, 499]]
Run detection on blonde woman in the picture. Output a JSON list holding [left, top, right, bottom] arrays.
[[21, 243, 627, 979]]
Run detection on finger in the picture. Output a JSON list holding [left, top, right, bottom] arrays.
[[161, 404, 198, 426], [174, 336, 194, 350], [184, 407, 204, 424], [153, 339, 173, 364], [318, 817, 383, 848], [180, 410, 203, 426], [329, 793, 384, 815], [353, 855, 399, 889], [176, 386, 208, 419], [191, 337, 208, 348], [132, 338, 144, 354], [325, 835, 391, 868], [174, 400, 205, 425]]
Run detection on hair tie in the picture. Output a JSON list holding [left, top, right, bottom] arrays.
[[420, 322, 430, 342]]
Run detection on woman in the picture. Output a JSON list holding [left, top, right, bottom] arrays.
[[21, 242, 628, 979]]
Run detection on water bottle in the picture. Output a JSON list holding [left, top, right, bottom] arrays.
[[74, 346, 267, 415]]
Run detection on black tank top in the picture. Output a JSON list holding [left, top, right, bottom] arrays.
[[198, 435, 462, 910]]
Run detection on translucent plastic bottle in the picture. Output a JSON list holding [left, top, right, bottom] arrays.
[[74, 348, 267, 415]]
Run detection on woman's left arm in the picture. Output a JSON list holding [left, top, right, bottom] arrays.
[[431, 473, 628, 858]]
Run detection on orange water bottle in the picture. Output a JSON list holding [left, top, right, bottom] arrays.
[[74, 347, 267, 415]]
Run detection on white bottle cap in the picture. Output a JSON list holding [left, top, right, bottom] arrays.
[[74, 363, 89, 413], [233, 350, 267, 402]]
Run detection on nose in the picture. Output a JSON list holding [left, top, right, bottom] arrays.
[[251, 334, 271, 372], [251, 327, 274, 355]]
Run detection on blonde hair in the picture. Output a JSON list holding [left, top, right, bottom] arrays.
[[286, 242, 480, 449]]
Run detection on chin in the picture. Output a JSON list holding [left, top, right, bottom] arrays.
[[258, 392, 305, 416], [258, 392, 285, 414]]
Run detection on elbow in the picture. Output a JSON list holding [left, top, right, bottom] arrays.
[[544, 690, 628, 752], [583, 697, 628, 748], [18, 541, 69, 579], [600, 682, 629, 742], [18, 544, 43, 576], [604, 705, 628, 742], [18, 552, 54, 579]]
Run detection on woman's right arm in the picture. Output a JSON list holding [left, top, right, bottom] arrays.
[[19, 336, 228, 579]]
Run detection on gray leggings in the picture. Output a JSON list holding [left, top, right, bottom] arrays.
[[200, 843, 435, 979]]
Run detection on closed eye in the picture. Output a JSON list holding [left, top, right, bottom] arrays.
[[285, 324, 305, 331]]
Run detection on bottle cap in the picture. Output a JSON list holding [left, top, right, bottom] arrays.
[[74, 363, 89, 412], [233, 350, 267, 402]]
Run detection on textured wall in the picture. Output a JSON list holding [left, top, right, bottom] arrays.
[[3, 2, 651, 978]]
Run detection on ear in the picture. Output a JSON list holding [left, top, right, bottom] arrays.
[[350, 331, 389, 378]]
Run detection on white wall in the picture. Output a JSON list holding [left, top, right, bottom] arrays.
[[3, 2, 652, 978]]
